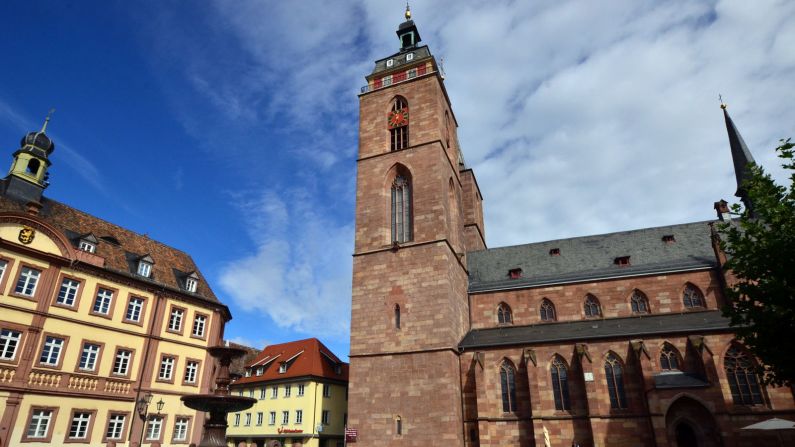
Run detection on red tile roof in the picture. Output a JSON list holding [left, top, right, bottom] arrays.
[[233, 338, 349, 384]]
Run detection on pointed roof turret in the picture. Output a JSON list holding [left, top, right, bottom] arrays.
[[721, 102, 756, 213], [397, 3, 421, 52]]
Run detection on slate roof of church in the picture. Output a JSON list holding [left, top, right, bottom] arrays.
[[232, 338, 349, 385], [467, 220, 718, 293], [0, 193, 223, 307], [459, 310, 731, 349]]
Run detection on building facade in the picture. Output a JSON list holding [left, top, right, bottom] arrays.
[[0, 122, 231, 446], [347, 9, 795, 447], [226, 338, 348, 447]]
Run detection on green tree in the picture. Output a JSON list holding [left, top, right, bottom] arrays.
[[718, 138, 795, 385]]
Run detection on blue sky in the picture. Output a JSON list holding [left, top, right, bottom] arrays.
[[1, 1, 794, 360]]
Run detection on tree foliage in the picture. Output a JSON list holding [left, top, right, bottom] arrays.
[[718, 138, 795, 385]]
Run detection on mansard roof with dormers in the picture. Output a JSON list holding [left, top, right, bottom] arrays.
[[0, 192, 224, 309], [467, 220, 718, 293]]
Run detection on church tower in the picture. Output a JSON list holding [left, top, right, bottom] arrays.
[[348, 7, 484, 446], [2, 113, 55, 204]]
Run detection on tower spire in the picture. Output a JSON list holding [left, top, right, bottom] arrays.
[[720, 100, 756, 214], [40, 108, 55, 133]]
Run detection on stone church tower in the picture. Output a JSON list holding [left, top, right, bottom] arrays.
[[347, 7, 484, 446]]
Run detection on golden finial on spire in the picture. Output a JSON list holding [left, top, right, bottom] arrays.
[[405, 2, 411, 20], [719, 94, 727, 110], [40, 108, 55, 133]]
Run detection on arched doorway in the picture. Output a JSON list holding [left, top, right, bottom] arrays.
[[665, 396, 722, 447]]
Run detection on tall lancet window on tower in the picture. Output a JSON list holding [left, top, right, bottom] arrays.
[[391, 174, 412, 243], [388, 96, 409, 151]]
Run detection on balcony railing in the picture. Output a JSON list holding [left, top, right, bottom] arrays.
[[361, 63, 433, 93]]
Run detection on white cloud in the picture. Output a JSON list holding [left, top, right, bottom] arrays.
[[218, 189, 353, 339]]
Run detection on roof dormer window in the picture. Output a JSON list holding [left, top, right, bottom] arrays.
[[549, 248, 560, 256], [256, 366, 264, 376], [78, 240, 96, 253], [279, 363, 287, 374], [245, 369, 251, 377], [508, 268, 522, 279], [137, 255, 154, 278], [662, 235, 676, 244], [614, 256, 631, 267], [184, 272, 199, 293]]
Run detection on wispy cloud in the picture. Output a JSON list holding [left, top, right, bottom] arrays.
[[218, 188, 353, 339]]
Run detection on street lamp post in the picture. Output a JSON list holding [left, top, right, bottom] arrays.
[[135, 392, 164, 447]]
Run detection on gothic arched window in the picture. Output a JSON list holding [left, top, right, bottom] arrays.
[[550, 356, 570, 411], [659, 344, 680, 371], [683, 284, 705, 308], [500, 362, 517, 413], [540, 299, 556, 321], [630, 290, 649, 314], [497, 303, 512, 325], [604, 353, 627, 409], [584, 294, 601, 318], [725, 345, 764, 405], [391, 174, 412, 243], [389, 96, 409, 151]]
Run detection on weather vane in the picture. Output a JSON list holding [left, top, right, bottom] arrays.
[[719, 94, 727, 109], [41, 108, 55, 133]]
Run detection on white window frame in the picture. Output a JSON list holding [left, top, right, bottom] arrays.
[[269, 412, 276, 425], [168, 308, 184, 332], [284, 384, 291, 397], [259, 387, 266, 399], [39, 336, 64, 366], [192, 315, 206, 337], [0, 259, 8, 281], [244, 413, 251, 426], [68, 411, 92, 439], [256, 412, 263, 426], [78, 342, 101, 371], [282, 411, 289, 425], [159, 356, 175, 380], [125, 297, 144, 322], [92, 288, 114, 315], [137, 260, 152, 277], [56, 278, 80, 306], [0, 329, 21, 360], [322, 410, 330, 425], [15, 267, 40, 296], [78, 240, 96, 253], [184, 361, 199, 384], [297, 384, 305, 396], [27, 409, 52, 438], [323, 383, 331, 397], [113, 349, 131, 376], [233, 414, 240, 427], [173, 417, 189, 441], [295, 409, 303, 424], [185, 276, 197, 293], [145, 416, 163, 441], [106, 413, 126, 440], [271, 386, 278, 399]]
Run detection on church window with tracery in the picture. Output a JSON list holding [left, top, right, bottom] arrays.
[[500, 362, 517, 412], [540, 299, 556, 321], [725, 345, 764, 405], [605, 353, 627, 409], [659, 344, 680, 371], [389, 97, 409, 151], [551, 356, 570, 411], [683, 284, 705, 308], [391, 175, 412, 243], [630, 290, 649, 314], [497, 303, 512, 325], [584, 294, 601, 317]]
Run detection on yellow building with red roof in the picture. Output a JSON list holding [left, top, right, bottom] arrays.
[[226, 338, 349, 447]]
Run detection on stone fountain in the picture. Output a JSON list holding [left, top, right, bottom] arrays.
[[182, 345, 257, 447]]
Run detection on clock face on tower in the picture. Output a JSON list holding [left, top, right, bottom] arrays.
[[387, 108, 409, 129]]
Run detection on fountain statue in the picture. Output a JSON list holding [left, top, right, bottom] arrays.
[[182, 345, 257, 447]]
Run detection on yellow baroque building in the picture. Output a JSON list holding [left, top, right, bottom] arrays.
[[226, 338, 348, 447], [0, 124, 231, 446]]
